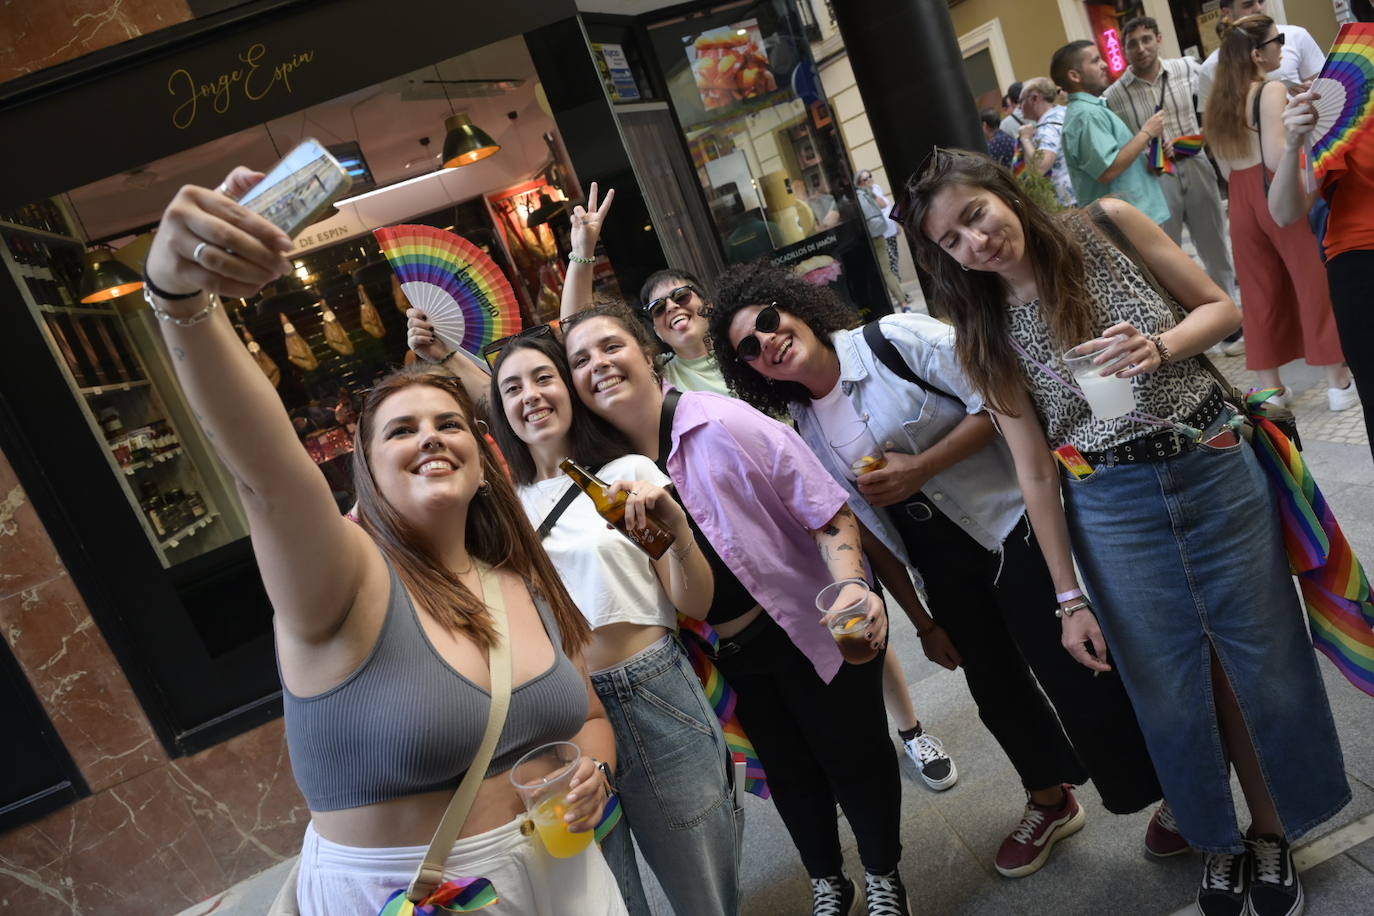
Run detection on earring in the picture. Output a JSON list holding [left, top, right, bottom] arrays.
[[477, 480, 491, 496], [960, 263, 969, 272]]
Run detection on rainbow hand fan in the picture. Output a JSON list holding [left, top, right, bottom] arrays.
[[373, 225, 521, 355], [1309, 23, 1374, 181]]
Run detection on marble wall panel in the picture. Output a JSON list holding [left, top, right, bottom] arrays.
[[0, 0, 193, 82], [0, 572, 166, 792], [0, 455, 66, 601]]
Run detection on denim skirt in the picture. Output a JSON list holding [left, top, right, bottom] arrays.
[[1060, 427, 1350, 852]]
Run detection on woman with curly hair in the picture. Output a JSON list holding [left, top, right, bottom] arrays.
[[559, 301, 911, 916], [901, 147, 1348, 916], [708, 262, 1167, 880]]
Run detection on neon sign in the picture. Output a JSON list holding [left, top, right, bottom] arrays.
[[1101, 28, 1127, 75]]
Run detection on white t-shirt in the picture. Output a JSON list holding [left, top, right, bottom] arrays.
[[1197, 23, 1326, 112], [518, 454, 677, 631], [809, 381, 870, 480]]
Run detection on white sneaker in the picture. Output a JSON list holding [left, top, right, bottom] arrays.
[[1221, 337, 1246, 357], [1329, 382, 1360, 412], [902, 730, 958, 791]]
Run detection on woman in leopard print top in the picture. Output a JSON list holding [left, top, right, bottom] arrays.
[[900, 149, 1349, 915]]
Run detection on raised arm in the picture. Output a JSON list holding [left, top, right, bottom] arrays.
[[405, 312, 494, 418], [144, 167, 373, 641], [1268, 89, 1324, 227], [996, 390, 1109, 672], [560, 182, 615, 320]]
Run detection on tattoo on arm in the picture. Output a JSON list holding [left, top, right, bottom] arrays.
[[173, 346, 187, 362], [822, 524, 840, 536]]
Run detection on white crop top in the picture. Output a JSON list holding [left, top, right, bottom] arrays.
[[518, 454, 677, 631]]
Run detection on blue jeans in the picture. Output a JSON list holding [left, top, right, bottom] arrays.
[[1061, 424, 1350, 852], [590, 635, 742, 915]]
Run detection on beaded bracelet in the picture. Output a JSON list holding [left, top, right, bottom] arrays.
[[568, 253, 595, 264], [1149, 334, 1172, 365]]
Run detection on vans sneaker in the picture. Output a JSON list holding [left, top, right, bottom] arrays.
[[994, 785, 1085, 877], [1145, 801, 1190, 857], [902, 729, 958, 791], [1247, 834, 1303, 916], [1196, 851, 1248, 916], [811, 873, 857, 916]]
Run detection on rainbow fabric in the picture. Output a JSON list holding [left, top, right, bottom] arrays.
[[677, 615, 770, 798], [1245, 390, 1374, 697], [593, 794, 623, 843], [1172, 133, 1204, 158], [1312, 23, 1374, 180], [1010, 143, 1027, 177], [1148, 136, 1175, 174], [377, 877, 498, 915], [372, 224, 520, 356]]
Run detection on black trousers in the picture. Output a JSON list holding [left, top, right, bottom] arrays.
[[713, 613, 901, 878], [891, 499, 1162, 813], [1328, 250, 1374, 465]]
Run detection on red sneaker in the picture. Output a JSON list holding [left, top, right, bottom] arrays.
[[994, 785, 1086, 878], [1145, 801, 1190, 857]]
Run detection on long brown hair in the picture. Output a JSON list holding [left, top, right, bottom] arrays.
[[900, 149, 1096, 414], [352, 367, 589, 655], [1203, 15, 1273, 160]]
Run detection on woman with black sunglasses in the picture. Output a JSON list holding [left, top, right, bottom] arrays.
[[481, 329, 744, 916], [708, 263, 1168, 881], [559, 301, 911, 916]]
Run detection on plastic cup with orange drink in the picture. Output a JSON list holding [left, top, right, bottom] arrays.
[[816, 578, 879, 664], [829, 419, 888, 479], [509, 741, 596, 858]]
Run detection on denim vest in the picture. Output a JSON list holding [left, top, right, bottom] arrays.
[[790, 314, 1026, 570]]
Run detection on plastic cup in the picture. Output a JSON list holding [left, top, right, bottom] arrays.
[[1063, 338, 1136, 420], [816, 578, 878, 664], [509, 741, 595, 859], [828, 419, 887, 479]]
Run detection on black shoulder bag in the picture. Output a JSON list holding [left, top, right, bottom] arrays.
[[861, 320, 962, 406]]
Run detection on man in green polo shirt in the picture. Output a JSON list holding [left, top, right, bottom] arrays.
[[1051, 39, 1170, 224]]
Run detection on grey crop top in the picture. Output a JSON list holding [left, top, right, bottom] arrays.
[[282, 564, 589, 812]]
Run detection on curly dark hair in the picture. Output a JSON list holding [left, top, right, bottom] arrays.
[[708, 261, 861, 415], [485, 331, 632, 487]]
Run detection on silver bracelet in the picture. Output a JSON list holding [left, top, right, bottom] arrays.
[[1055, 599, 1091, 619], [144, 286, 220, 327], [669, 539, 694, 560]]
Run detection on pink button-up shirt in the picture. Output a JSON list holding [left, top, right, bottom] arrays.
[[665, 391, 848, 682]]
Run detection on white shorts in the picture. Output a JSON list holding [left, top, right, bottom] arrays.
[[296, 818, 627, 916]]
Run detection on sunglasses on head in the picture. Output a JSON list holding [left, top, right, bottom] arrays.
[[642, 285, 696, 320], [888, 146, 949, 226], [481, 321, 561, 369], [735, 303, 780, 363]]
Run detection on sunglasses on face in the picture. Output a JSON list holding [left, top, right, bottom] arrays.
[[480, 321, 560, 369], [642, 285, 697, 320], [1257, 32, 1285, 48], [735, 303, 781, 363]]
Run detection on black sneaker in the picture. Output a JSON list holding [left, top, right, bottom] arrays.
[[1248, 834, 1304, 916], [863, 869, 910, 916], [811, 873, 857, 916], [1196, 851, 1248, 916]]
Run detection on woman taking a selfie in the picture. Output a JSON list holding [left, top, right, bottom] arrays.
[[900, 148, 1348, 916], [144, 167, 623, 915], [558, 301, 910, 916]]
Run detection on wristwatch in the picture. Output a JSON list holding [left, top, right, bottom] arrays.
[[592, 758, 616, 795]]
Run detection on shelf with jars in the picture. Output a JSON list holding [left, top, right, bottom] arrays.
[[2, 195, 242, 568]]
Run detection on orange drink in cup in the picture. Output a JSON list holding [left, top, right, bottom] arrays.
[[816, 578, 878, 664], [829, 419, 887, 479], [510, 741, 595, 859]]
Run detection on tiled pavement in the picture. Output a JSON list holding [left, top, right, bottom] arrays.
[[181, 330, 1374, 914]]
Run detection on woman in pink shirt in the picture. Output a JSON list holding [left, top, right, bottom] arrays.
[[560, 302, 911, 916]]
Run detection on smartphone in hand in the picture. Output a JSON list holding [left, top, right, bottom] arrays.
[[237, 138, 351, 239]]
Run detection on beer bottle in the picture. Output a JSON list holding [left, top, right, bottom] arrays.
[[558, 458, 675, 559]]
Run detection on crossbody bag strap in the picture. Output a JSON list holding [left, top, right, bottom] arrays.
[[1085, 202, 1238, 401], [407, 562, 512, 902], [655, 389, 683, 476], [860, 321, 962, 405], [537, 484, 581, 539]]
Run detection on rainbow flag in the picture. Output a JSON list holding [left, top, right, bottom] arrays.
[[1011, 142, 1027, 176], [1246, 391, 1374, 697], [1148, 136, 1175, 174], [677, 615, 770, 798], [1172, 133, 1205, 158], [378, 877, 498, 915]]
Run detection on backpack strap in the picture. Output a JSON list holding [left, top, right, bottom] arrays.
[[861, 320, 961, 405]]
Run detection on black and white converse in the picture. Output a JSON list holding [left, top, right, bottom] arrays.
[[863, 869, 910, 916], [810, 873, 857, 916], [1247, 834, 1304, 916], [1196, 851, 1248, 916]]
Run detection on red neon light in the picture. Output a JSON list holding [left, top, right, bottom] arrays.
[[1101, 28, 1127, 75]]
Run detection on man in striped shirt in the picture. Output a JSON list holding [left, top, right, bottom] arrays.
[[1104, 16, 1236, 300]]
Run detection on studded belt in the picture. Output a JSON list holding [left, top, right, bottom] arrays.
[[1079, 390, 1228, 467]]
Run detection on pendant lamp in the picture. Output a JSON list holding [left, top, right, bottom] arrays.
[[79, 247, 144, 303], [442, 113, 500, 167]]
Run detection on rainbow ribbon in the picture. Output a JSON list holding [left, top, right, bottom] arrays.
[[1245, 390, 1374, 697], [677, 615, 770, 798], [1010, 142, 1027, 177], [377, 878, 498, 916], [593, 794, 623, 843], [1148, 136, 1175, 174], [1172, 133, 1204, 158]]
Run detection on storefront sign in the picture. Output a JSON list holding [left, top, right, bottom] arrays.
[[592, 42, 641, 101], [168, 43, 316, 130], [1101, 28, 1127, 76]]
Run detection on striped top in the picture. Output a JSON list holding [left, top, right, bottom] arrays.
[[283, 563, 588, 812], [1103, 57, 1200, 143]]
